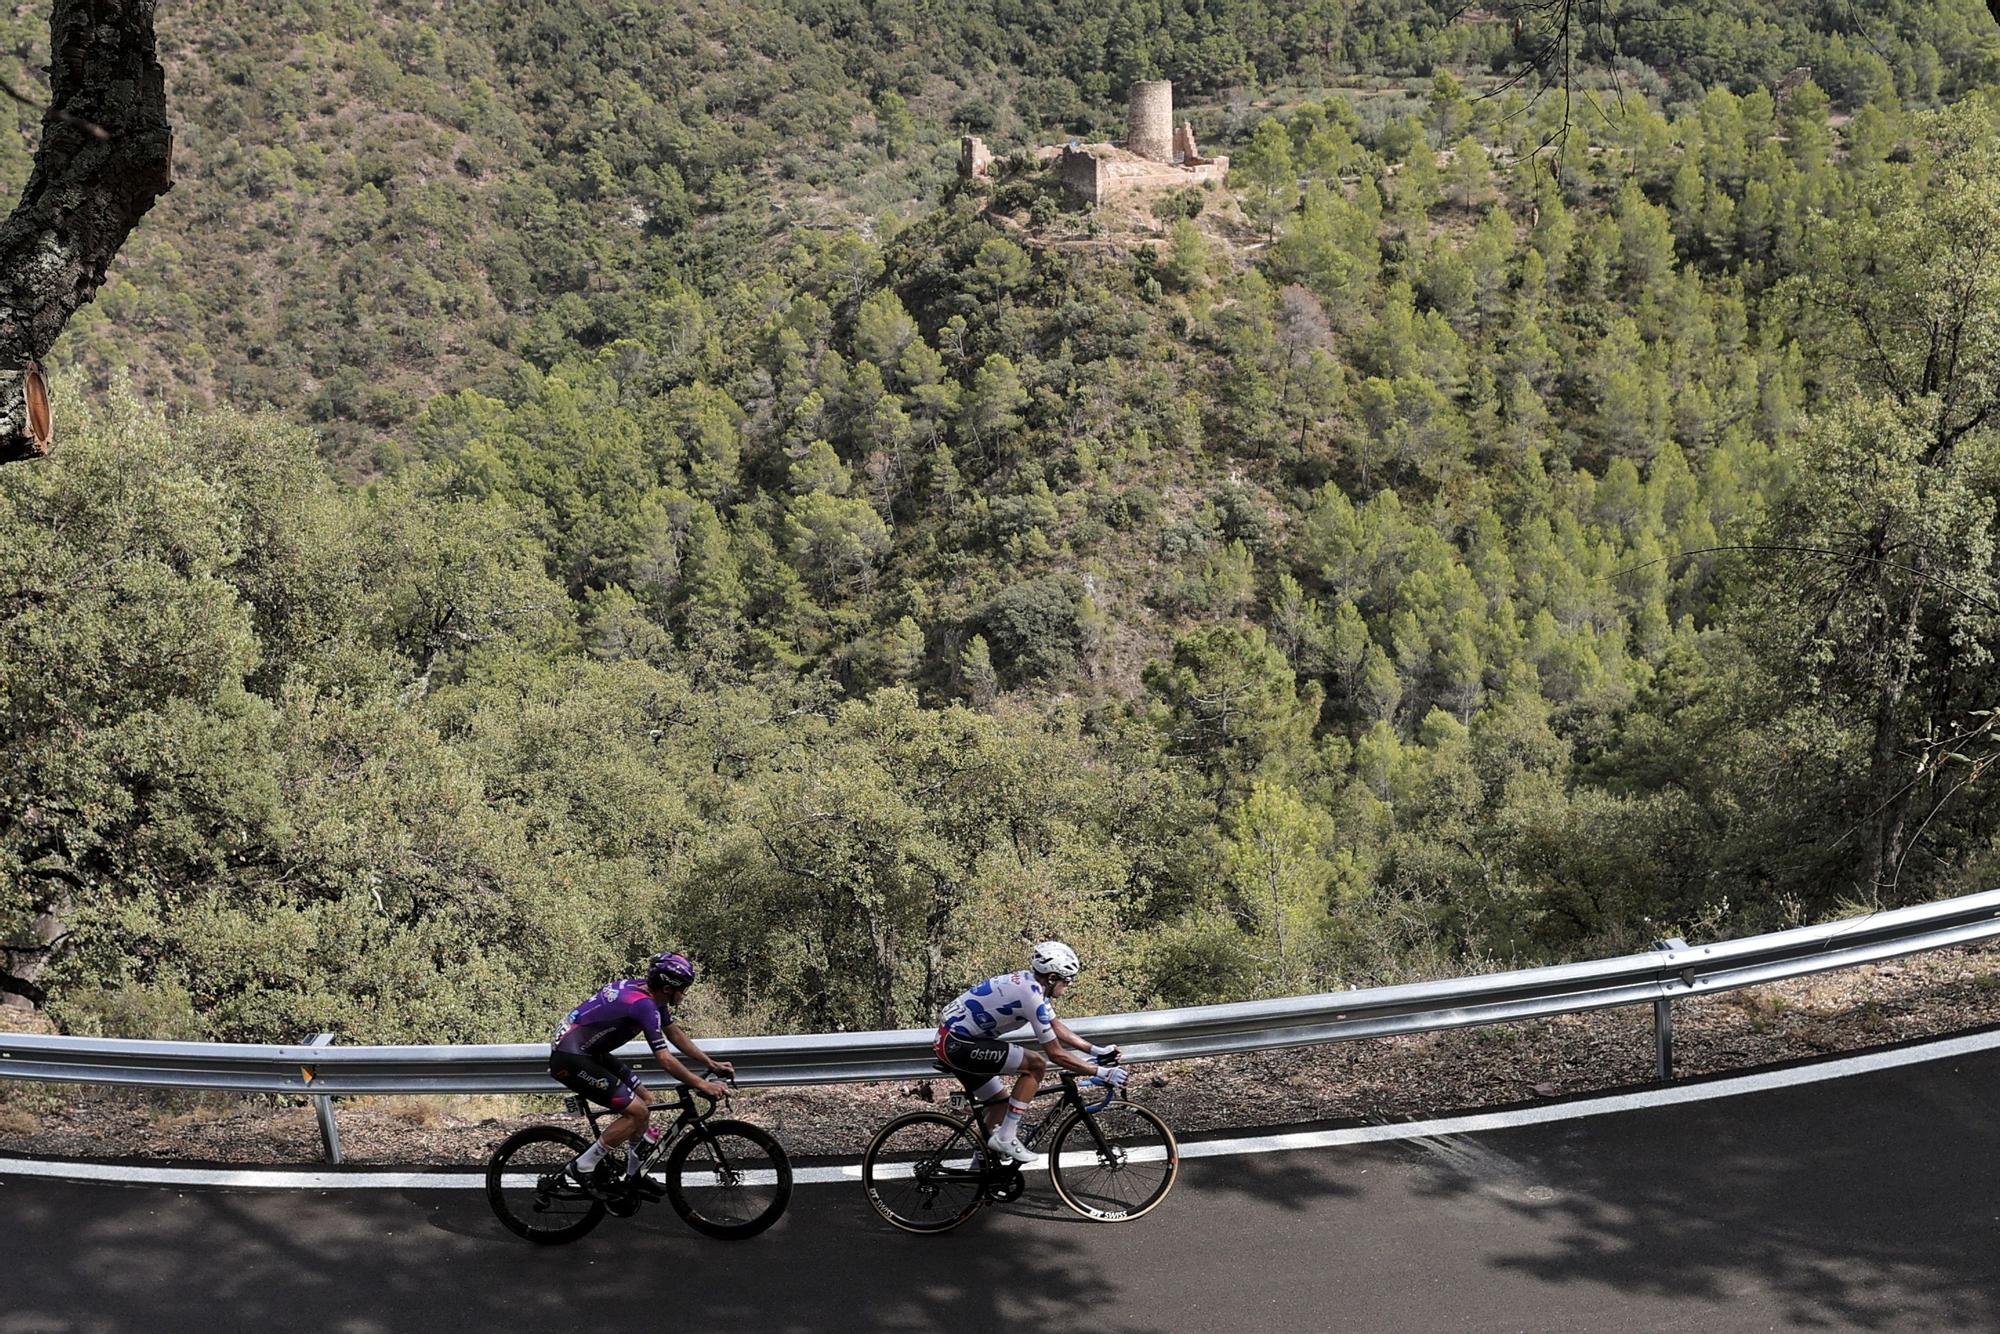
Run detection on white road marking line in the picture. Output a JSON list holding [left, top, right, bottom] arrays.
[[5, 1027, 1998, 1192], [1177, 1026, 2000, 1159]]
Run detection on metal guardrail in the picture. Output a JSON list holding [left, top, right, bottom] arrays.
[[4, 887, 1999, 1162]]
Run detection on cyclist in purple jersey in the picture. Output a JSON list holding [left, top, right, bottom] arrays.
[[548, 950, 732, 1198], [935, 940, 1125, 1164]]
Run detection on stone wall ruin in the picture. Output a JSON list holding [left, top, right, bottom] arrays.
[[1035, 81, 1228, 207]]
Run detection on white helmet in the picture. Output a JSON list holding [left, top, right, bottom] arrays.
[[1030, 940, 1081, 980]]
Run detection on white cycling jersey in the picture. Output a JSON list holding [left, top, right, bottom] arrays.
[[940, 970, 1057, 1045]]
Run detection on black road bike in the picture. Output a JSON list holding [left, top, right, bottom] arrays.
[[486, 1082, 791, 1243], [861, 1066, 1179, 1232]]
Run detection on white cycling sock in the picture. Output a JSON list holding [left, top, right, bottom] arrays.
[[577, 1140, 607, 1170], [997, 1100, 1029, 1139], [624, 1145, 641, 1177]]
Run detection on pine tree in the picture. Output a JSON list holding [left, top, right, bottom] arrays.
[[853, 290, 921, 374], [1224, 782, 1339, 989], [877, 615, 926, 683], [1359, 642, 1402, 725], [1237, 118, 1299, 240], [1163, 217, 1210, 292], [960, 634, 998, 708], [958, 354, 1029, 459], [1442, 136, 1494, 210], [1426, 71, 1472, 148]]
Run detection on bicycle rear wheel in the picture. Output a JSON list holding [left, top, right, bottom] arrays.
[[1047, 1102, 1179, 1222], [486, 1125, 607, 1244], [665, 1119, 792, 1239], [862, 1110, 987, 1233]]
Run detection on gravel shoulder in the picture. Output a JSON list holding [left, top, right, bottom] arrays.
[[4, 943, 1998, 1167]]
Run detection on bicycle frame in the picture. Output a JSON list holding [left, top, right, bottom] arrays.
[[933, 1072, 1119, 1187], [568, 1085, 721, 1172]]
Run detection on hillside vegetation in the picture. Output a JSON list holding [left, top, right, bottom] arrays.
[[0, 0, 1985, 462], [1, 1, 1998, 1042]]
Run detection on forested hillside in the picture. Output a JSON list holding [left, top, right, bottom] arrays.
[[0, 0, 1986, 464], [2, 1, 1998, 1044]]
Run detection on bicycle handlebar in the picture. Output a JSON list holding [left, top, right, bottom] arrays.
[[677, 1071, 732, 1112], [1061, 1061, 1126, 1113]]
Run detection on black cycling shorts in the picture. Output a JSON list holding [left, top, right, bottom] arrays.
[[549, 1049, 643, 1110], [935, 1029, 1026, 1096]]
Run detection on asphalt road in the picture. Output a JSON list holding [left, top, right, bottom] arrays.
[[7, 1043, 2000, 1333]]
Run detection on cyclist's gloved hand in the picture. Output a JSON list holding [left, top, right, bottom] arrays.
[[1089, 1044, 1122, 1063], [1095, 1064, 1128, 1088]]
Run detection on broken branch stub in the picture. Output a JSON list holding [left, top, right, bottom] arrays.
[[0, 0, 173, 464]]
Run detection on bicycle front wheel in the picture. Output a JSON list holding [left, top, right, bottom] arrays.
[[1047, 1101, 1179, 1222], [665, 1119, 792, 1239], [862, 1111, 987, 1233], [486, 1124, 606, 1244]]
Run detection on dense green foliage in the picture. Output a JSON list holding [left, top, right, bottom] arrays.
[[3, 4, 2000, 1043]]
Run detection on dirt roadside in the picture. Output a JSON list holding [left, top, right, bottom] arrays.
[[4, 943, 1997, 1167]]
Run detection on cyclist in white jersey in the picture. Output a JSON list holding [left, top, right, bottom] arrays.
[[934, 940, 1126, 1164]]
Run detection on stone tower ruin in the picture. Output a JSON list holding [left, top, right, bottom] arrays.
[[1126, 80, 1174, 163], [1044, 77, 1227, 206]]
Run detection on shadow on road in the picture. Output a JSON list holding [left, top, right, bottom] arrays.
[[1176, 1139, 1359, 1214], [0, 1173, 1162, 1334], [1400, 1059, 2000, 1330]]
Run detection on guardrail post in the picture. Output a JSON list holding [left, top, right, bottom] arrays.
[[1652, 997, 1674, 1080], [1651, 939, 1688, 1080], [306, 1033, 343, 1164]]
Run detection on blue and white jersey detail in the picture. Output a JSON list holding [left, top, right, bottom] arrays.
[[941, 971, 1056, 1044]]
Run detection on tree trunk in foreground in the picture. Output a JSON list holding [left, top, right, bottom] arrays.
[[0, 0, 172, 464]]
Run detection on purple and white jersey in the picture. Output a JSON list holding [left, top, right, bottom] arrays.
[[940, 971, 1056, 1045], [551, 979, 671, 1057]]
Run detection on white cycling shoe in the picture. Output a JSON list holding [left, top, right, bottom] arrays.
[[986, 1130, 1037, 1164]]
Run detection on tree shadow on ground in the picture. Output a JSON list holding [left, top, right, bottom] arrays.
[[1400, 1055, 2000, 1330], [1172, 1139, 1361, 1214], [0, 1174, 1162, 1334]]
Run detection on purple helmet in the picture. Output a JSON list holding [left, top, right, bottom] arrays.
[[646, 951, 696, 990]]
